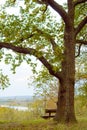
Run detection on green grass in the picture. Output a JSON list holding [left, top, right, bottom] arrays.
[[0, 100, 87, 130], [0, 117, 87, 130]]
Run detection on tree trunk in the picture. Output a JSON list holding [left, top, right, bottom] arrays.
[[54, 25, 77, 123], [54, 78, 77, 123]]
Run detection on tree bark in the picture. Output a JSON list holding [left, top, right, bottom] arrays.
[[54, 24, 77, 123], [53, 1, 77, 123], [54, 78, 77, 123]]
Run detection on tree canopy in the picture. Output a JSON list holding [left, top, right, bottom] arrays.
[[0, 0, 86, 75], [0, 0, 87, 123]]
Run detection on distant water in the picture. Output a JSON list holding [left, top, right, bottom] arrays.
[[0, 96, 40, 111], [0, 105, 28, 111], [0, 96, 33, 111], [0, 95, 33, 101]]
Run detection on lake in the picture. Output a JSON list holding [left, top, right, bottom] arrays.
[[0, 105, 29, 111]]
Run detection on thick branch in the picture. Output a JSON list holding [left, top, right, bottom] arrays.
[[75, 16, 87, 35], [38, 0, 69, 27], [74, 0, 87, 6], [0, 42, 62, 79], [39, 55, 62, 79], [48, 0, 69, 26], [76, 39, 87, 45]]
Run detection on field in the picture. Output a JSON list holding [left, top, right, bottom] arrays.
[[0, 117, 87, 130], [0, 96, 87, 130]]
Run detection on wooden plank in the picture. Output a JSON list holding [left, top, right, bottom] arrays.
[[41, 108, 56, 119], [45, 109, 56, 113]]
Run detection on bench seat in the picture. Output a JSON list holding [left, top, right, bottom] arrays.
[[41, 108, 56, 119], [41, 115, 55, 119]]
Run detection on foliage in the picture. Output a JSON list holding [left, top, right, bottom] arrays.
[[76, 81, 87, 107], [79, 82, 87, 96], [0, 0, 64, 72], [28, 99, 44, 116], [0, 69, 10, 89], [74, 3, 87, 40], [0, 0, 86, 80], [31, 66, 58, 99]]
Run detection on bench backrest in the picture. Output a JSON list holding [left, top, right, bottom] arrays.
[[45, 109, 56, 113]]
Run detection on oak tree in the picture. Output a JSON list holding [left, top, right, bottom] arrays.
[[0, 0, 87, 123]]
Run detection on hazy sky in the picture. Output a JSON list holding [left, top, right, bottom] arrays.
[[0, 0, 66, 97], [0, 60, 34, 97]]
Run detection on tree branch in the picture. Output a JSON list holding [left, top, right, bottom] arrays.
[[49, 0, 70, 26], [74, 0, 87, 7], [75, 16, 87, 35], [34, 28, 59, 54], [50, 38, 57, 49], [38, 0, 69, 27], [0, 42, 62, 79], [75, 43, 82, 57], [49, 38, 59, 54], [76, 39, 87, 45]]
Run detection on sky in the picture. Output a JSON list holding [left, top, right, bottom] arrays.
[[0, 0, 66, 97], [0, 58, 34, 97]]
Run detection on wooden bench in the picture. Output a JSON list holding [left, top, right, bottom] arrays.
[[41, 108, 56, 119]]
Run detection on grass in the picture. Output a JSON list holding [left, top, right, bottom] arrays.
[[0, 99, 87, 130], [0, 116, 87, 130]]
